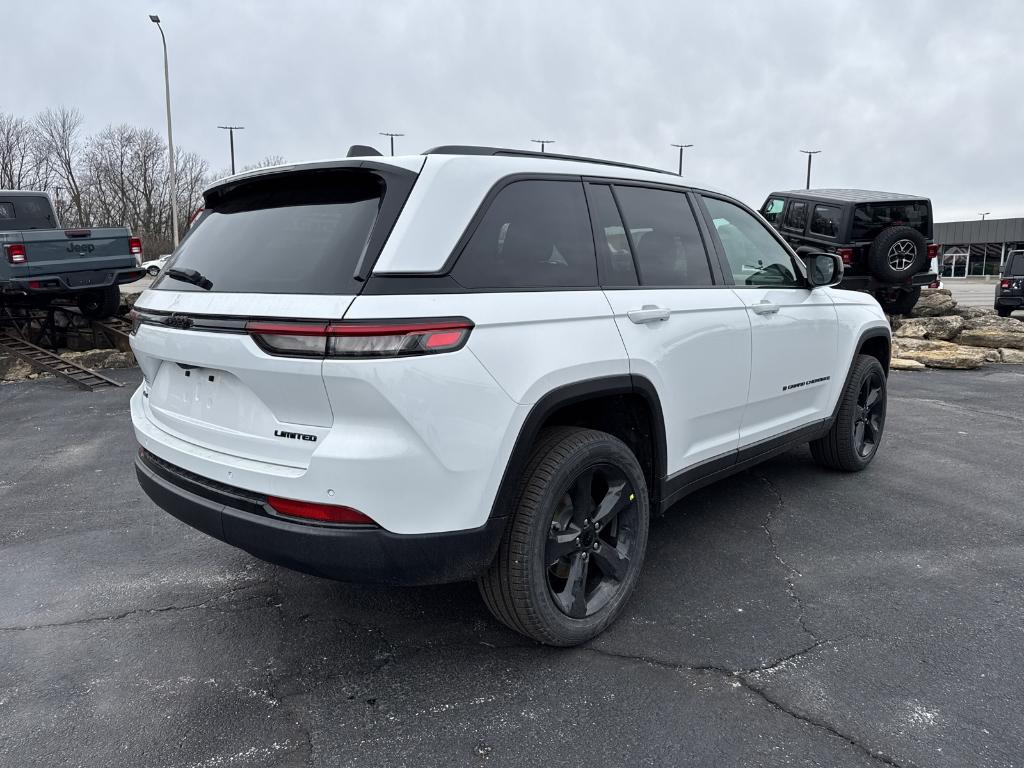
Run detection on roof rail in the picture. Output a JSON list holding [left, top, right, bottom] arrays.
[[422, 145, 675, 176]]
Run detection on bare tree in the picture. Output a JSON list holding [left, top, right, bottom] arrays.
[[35, 107, 87, 225], [0, 112, 47, 190]]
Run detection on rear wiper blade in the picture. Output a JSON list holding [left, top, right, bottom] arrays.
[[165, 267, 213, 290]]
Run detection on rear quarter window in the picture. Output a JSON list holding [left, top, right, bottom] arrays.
[[452, 179, 597, 289], [1006, 253, 1024, 276], [810, 205, 841, 238], [153, 169, 385, 295]]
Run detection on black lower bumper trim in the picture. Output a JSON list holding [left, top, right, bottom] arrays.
[[135, 452, 506, 586]]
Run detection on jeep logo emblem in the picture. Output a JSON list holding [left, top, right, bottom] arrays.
[[66, 243, 95, 253], [164, 314, 194, 330]]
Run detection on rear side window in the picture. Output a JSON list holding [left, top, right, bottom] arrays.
[[761, 197, 785, 224], [613, 186, 713, 287], [587, 184, 637, 286], [810, 205, 841, 237], [453, 180, 597, 289], [852, 201, 930, 240], [154, 170, 383, 294], [783, 201, 808, 231], [1006, 252, 1024, 276]]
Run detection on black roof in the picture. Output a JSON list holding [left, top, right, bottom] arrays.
[[423, 145, 676, 176], [769, 189, 929, 204]]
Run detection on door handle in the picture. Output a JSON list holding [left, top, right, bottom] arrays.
[[751, 300, 779, 316], [627, 305, 671, 324]]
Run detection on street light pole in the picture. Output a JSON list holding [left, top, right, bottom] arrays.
[[800, 149, 821, 190], [978, 212, 991, 221], [530, 139, 555, 153], [150, 14, 179, 248], [378, 132, 404, 156], [218, 126, 245, 174], [670, 143, 693, 176]]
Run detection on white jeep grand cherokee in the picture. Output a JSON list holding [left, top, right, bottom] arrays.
[[130, 146, 890, 646]]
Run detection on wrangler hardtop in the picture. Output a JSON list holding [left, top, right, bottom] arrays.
[[760, 188, 937, 315], [0, 189, 145, 318]]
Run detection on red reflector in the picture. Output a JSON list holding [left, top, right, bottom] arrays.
[[424, 330, 465, 349], [268, 496, 376, 525], [5, 243, 27, 264], [28, 281, 41, 289], [838, 248, 854, 265]]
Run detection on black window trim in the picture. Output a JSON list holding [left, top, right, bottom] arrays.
[[694, 191, 810, 290]]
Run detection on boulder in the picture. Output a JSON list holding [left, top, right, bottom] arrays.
[[893, 339, 988, 369], [60, 349, 136, 370], [962, 314, 1024, 332], [890, 358, 926, 371], [911, 291, 958, 317], [958, 328, 1024, 350], [893, 315, 965, 341], [952, 306, 994, 320], [0, 354, 35, 382], [1000, 348, 1024, 364]]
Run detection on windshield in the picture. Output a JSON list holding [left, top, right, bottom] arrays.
[[153, 169, 385, 294]]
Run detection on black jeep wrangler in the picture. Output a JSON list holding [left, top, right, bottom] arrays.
[[759, 189, 938, 315]]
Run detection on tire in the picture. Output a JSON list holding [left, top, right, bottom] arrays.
[[996, 307, 1012, 318], [147, 265, 160, 276], [880, 286, 921, 316], [76, 284, 121, 319], [810, 355, 887, 472], [478, 427, 650, 646], [867, 226, 928, 282]]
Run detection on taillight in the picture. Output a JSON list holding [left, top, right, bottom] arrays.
[[128, 237, 143, 259], [1001, 279, 1013, 289], [838, 247, 854, 265], [927, 243, 939, 260], [129, 309, 142, 335], [4, 243, 26, 264], [246, 319, 474, 358], [267, 496, 376, 525]]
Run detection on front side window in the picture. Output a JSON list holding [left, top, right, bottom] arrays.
[[703, 196, 802, 287], [810, 205, 841, 238], [453, 180, 597, 289], [783, 201, 808, 231], [761, 197, 785, 224], [613, 186, 713, 287]]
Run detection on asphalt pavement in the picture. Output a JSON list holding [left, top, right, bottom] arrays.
[[2, 367, 1023, 767]]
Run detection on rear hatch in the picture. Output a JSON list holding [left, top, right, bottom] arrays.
[[131, 163, 417, 467]]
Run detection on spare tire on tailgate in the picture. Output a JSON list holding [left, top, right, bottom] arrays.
[[868, 226, 927, 282]]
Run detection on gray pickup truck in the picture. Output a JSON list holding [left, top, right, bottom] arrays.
[[1, 190, 146, 318]]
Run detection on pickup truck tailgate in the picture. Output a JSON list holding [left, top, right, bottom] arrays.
[[10, 227, 134, 277]]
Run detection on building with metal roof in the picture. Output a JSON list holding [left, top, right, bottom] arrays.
[[933, 217, 1024, 278]]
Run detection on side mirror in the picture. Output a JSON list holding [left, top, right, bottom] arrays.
[[804, 252, 844, 288]]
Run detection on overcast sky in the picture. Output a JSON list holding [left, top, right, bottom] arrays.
[[7, 0, 1022, 221]]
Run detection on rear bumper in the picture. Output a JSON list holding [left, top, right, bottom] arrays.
[[838, 273, 937, 291], [135, 449, 506, 586], [2, 266, 145, 293], [995, 295, 1023, 308]]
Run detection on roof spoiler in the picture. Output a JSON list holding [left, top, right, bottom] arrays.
[[347, 145, 382, 158]]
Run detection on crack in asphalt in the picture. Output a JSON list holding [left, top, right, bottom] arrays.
[[0, 581, 265, 632], [754, 472, 819, 642], [582, 643, 912, 768]]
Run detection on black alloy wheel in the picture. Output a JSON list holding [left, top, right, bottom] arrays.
[[853, 369, 885, 460], [545, 463, 639, 619]]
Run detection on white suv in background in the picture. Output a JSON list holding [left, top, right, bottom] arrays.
[[129, 146, 891, 646]]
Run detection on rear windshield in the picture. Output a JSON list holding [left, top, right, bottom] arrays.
[[852, 201, 930, 241], [1006, 252, 1024, 276], [0, 196, 56, 230], [154, 170, 384, 294]]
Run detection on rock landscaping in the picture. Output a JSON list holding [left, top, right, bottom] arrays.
[[890, 289, 1024, 370]]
